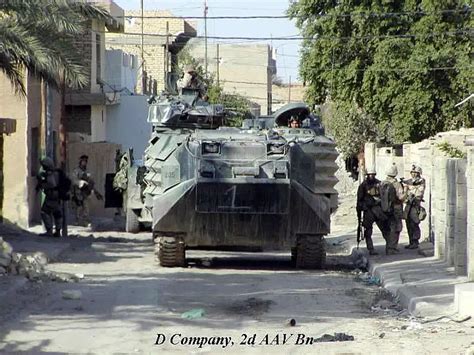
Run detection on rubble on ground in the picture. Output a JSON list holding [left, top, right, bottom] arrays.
[[0, 237, 83, 283]]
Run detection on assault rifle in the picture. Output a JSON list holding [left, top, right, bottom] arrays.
[[357, 209, 364, 249]]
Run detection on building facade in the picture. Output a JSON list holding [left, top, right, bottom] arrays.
[[0, 74, 62, 227], [106, 10, 197, 94], [188, 40, 277, 115]]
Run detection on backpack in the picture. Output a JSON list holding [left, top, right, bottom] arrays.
[[380, 181, 393, 214], [56, 169, 72, 201]]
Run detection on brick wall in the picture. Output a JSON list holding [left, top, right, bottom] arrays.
[[106, 10, 196, 94]]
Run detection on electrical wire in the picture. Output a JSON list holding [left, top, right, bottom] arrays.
[[101, 29, 473, 41], [116, 9, 471, 20]]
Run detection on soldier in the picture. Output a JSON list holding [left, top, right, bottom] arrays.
[[72, 155, 102, 226], [403, 165, 426, 249], [381, 165, 406, 255], [36, 157, 62, 237], [177, 64, 208, 100], [289, 116, 301, 128], [356, 168, 388, 255]]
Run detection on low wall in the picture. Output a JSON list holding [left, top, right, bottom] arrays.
[[365, 129, 474, 277]]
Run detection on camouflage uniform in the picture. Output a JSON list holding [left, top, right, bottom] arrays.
[[383, 167, 406, 254], [37, 158, 62, 237], [177, 65, 207, 98], [72, 161, 97, 226], [404, 166, 426, 248], [356, 175, 388, 254]]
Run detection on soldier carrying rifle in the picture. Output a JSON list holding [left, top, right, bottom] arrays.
[[356, 168, 389, 255], [71, 155, 103, 227], [403, 165, 426, 249]]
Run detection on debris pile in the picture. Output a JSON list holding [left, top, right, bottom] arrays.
[[0, 237, 83, 283], [314, 333, 354, 342]]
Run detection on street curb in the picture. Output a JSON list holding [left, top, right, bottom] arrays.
[[349, 245, 436, 317], [369, 260, 420, 316]]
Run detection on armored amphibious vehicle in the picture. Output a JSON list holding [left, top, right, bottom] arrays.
[[124, 89, 338, 268]]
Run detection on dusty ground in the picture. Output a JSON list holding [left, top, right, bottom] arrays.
[[1, 195, 473, 354]]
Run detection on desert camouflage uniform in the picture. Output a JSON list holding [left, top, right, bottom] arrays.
[[356, 177, 389, 253], [384, 176, 406, 254], [404, 176, 426, 246], [37, 158, 62, 236]]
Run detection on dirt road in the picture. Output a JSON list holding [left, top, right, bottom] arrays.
[[1, 229, 473, 354]]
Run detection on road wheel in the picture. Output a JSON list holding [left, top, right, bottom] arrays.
[[125, 208, 140, 233], [157, 236, 186, 267], [295, 234, 326, 269]]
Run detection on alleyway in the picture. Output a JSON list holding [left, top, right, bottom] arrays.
[[1, 209, 473, 353]]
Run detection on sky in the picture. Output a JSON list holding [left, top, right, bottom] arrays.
[[113, 0, 301, 83]]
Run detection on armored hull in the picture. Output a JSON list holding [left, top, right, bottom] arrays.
[[141, 101, 337, 268]]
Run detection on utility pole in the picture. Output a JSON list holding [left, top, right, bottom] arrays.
[[288, 75, 291, 103], [204, 0, 208, 78], [165, 21, 169, 85], [216, 44, 220, 86], [140, 0, 144, 88]]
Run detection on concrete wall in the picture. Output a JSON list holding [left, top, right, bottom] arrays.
[[188, 40, 275, 115], [106, 95, 150, 158], [366, 129, 474, 277], [467, 148, 474, 281], [0, 73, 62, 227], [272, 84, 306, 111], [91, 105, 107, 142], [105, 49, 139, 93], [0, 76, 29, 227]]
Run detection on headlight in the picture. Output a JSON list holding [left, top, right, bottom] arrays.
[[202, 142, 221, 154]]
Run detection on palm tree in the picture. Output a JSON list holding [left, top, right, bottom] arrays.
[[0, 0, 112, 95]]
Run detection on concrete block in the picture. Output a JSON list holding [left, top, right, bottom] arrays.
[[454, 283, 474, 317]]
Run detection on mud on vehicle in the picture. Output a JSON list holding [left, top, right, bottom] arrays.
[[119, 86, 338, 269]]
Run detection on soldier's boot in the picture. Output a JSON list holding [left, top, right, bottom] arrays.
[[364, 228, 379, 255], [40, 211, 54, 237]]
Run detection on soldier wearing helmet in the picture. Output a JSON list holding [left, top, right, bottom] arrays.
[[36, 157, 62, 237], [403, 164, 426, 249], [71, 155, 103, 227], [356, 168, 389, 255], [177, 64, 208, 100], [381, 164, 407, 254]]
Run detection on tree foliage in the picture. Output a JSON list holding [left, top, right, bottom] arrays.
[[0, 0, 111, 95], [289, 0, 473, 156], [177, 47, 253, 127]]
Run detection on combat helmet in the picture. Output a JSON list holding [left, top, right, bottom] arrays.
[[386, 164, 398, 177], [410, 165, 422, 175], [40, 157, 55, 171]]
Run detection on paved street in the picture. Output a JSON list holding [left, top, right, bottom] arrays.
[[1, 227, 473, 354]]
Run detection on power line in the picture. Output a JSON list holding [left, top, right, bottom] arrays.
[[116, 9, 471, 20], [104, 30, 473, 42]]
